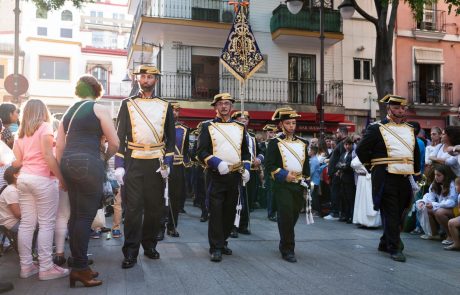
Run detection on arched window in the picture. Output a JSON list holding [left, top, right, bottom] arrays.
[[61, 10, 73, 21], [91, 67, 108, 94]]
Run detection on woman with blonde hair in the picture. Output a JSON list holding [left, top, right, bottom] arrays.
[[13, 99, 69, 280], [56, 74, 118, 288]]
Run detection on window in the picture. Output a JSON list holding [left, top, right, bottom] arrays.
[[61, 10, 73, 21], [90, 11, 104, 24], [0, 65, 4, 79], [60, 28, 72, 38], [91, 67, 108, 93], [36, 8, 48, 19], [92, 31, 104, 47], [39, 56, 70, 80], [353, 58, 372, 81], [288, 54, 316, 103], [37, 27, 47, 36]]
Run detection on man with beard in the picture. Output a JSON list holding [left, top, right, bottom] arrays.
[[114, 65, 175, 269], [265, 107, 310, 263], [197, 93, 251, 262], [355, 95, 420, 262]]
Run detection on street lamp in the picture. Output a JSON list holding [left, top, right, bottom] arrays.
[[285, 0, 325, 141], [338, 0, 355, 19]]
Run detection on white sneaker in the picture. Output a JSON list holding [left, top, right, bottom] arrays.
[[39, 264, 69, 281], [323, 214, 339, 221], [20, 264, 39, 279], [420, 234, 441, 240]]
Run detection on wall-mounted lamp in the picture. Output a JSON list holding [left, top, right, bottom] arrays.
[[357, 45, 365, 51]]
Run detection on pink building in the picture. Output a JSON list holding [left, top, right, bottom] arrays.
[[395, 2, 460, 129]]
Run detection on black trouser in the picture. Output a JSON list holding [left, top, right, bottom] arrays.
[[274, 183, 304, 254], [61, 153, 104, 271], [311, 185, 321, 214], [160, 164, 184, 231], [341, 180, 356, 220], [379, 173, 412, 254], [247, 170, 258, 209], [330, 175, 341, 216], [238, 185, 250, 230], [194, 166, 207, 217], [208, 171, 240, 251], [122, 159, 164, 258]]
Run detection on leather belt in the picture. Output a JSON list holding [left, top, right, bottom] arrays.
[[128, 141, 165, 151]]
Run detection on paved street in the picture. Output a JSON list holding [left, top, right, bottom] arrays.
[[1, 202, 459, 295]]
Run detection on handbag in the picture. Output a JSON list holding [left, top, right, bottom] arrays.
[[91, 208, 106, 229]]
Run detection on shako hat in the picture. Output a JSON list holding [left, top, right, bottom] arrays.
[[133, 65, 161, 75], [210, 93, 235, 106], [262, 124, 278, 132], [271, 107, 301, 121], [231, 111, 250, 119], [379, 94, 408, 106]]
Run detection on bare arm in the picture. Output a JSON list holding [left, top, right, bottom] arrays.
[[12, 141, 22, 168], [7, 203, 21, 219], [94, 104, 119, 159], [41, 134, 66, 189], [55, 122, 66, 164]]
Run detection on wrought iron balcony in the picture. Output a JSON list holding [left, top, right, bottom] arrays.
[[138, 0, 234, 22], [408, 81, 453, 106], [270, 4, 342, 34], [414, 9, 446, 32], [157, 72, 343, 106]]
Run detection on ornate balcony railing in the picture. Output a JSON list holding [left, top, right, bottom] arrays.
[[414, 9, 446, 32], [157, 72, 343, 106], [408, 81, 453, 106], [270, 4, 342, 34]]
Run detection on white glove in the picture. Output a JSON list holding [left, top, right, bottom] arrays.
[[157, 166, 170, 179], [217, 161, 230, 175], [114, 167, 125, 186], [242, 169, 250, 185]]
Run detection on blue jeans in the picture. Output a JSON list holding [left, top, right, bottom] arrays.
[[61, 153, 104, 271]]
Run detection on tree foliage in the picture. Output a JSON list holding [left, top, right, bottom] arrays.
[[31, 0, 91, 10], [349, 0, 460, 119]]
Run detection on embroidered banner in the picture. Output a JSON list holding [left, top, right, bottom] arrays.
[[221, 4, 264, 82]]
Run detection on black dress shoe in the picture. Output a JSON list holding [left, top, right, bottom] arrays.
[[238, 228, 251, 235], [282, 252, 297, 263], [222, 246, 232, 255], [179, 209, 186, 214], [122, 256, 137, 269], [390, 252, 406, 262], [167, 229, 180, 237], [346, 218, 353, 224], [339, 216, 347, 222], [156, 230, 165, 241], [230, 228, 238, 238], [144, 248, 160, 259], [200, 215, 208, 222], [268, 215, 277, 222], [210, 250, 222, 262], [0, 282, 14, 293]]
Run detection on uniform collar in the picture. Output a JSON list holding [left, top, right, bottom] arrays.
[[138, 91, 155, 99]]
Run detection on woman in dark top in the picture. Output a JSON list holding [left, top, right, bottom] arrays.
[[0, 103, 19, 148], [56, 75, 119, 288]]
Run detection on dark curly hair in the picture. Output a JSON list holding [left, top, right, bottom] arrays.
[[0, 103, 17, 125], [431, 164, 455, 196], [444, 126, 460, 146], [75, 75, 103, 99]]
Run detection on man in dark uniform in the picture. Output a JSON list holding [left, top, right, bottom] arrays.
[[190, 125, 208, 222], [229, 111, 264, 236], [197, 93, 251, 262], [114, 65, 175, 269], [355, 94, 420, 262], [157, 102, 190, 239], [265, 107, 310, 263], [261, 124, 278, 221]]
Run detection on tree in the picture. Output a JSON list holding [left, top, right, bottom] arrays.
[[345, 0, 460, 119], [31, 0, 89, 10]]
